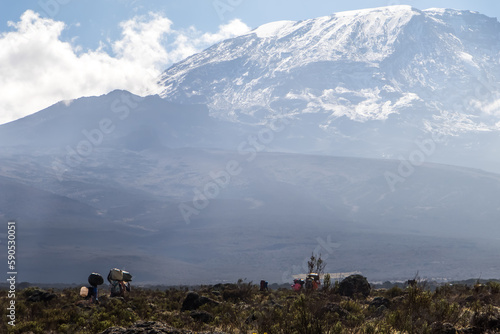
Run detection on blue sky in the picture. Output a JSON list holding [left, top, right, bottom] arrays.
[[1, 0, 499, 124], [2, 1, 498, 49]]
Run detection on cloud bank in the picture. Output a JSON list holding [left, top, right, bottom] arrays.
[[0, 10, 250, 124]]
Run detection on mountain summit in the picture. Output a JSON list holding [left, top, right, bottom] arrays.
[[159, 6, 500, 136]]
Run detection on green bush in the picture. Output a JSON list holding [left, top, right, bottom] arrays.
[[385, 286, 404, 298], [488, 281, 500, 294]]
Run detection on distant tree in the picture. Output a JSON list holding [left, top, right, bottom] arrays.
[[316, 256, 325, 275], [323, 273, 331, 291], [307, 253, 316, 274], [307, 253, 326, 275]]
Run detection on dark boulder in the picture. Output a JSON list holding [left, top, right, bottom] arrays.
[[245, 313, 257, 324], [181, 292, 201, 311], [338, 274, 371, 298], [190, 310, 214, 323], [471, 311, 500, 332], [25, 289, 57, 302], [75, 300, 92, 309], [321, 303, 349, 318], [181, 291, 218, 311], [369, 296, 390, 309], [430, 321, 458, 334]]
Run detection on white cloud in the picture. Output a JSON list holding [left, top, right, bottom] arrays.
[[0, 10, 250, 124], [113, 12, 172, 65], [200, 19, 252, 45]]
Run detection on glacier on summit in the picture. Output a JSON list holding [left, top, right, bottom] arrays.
[[159, 6, 500, 136]]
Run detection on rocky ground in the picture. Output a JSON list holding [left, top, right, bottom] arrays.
[[100, 321, 229, 334], [3, 275, 500, 333]]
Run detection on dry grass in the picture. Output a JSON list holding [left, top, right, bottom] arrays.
[[3, 280, 500, 333]]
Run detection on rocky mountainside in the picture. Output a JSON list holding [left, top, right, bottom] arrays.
[[160, 5, 500, 126], [159, 5, 500, 170]]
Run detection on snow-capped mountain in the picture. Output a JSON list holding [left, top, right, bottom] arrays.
[[160, 5, 500, 139], [4, 6, 500, 284]]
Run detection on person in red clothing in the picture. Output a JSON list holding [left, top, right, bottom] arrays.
[[307, 273, 321, 290], [292, 279, 304, 291], [312, 278, 320, 290]]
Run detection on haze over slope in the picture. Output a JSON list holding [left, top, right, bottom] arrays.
[[1, 6, 500, 284], [1, 91, 500, 284]]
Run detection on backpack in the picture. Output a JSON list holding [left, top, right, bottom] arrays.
[[80, 286, 89, 297]]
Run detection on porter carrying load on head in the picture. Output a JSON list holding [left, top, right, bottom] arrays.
[[307, 273, 321, 291], [107, 268, 132, 297], [81, 272, 104, 304]]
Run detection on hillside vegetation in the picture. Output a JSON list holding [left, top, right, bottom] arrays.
[[3, 277, 500, 333]]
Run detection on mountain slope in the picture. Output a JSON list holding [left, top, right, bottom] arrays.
[[158, 6, 500, 171], [0, 90, 246, 151], [3, 141, 500, 283], [160, 6, 500, 126]]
